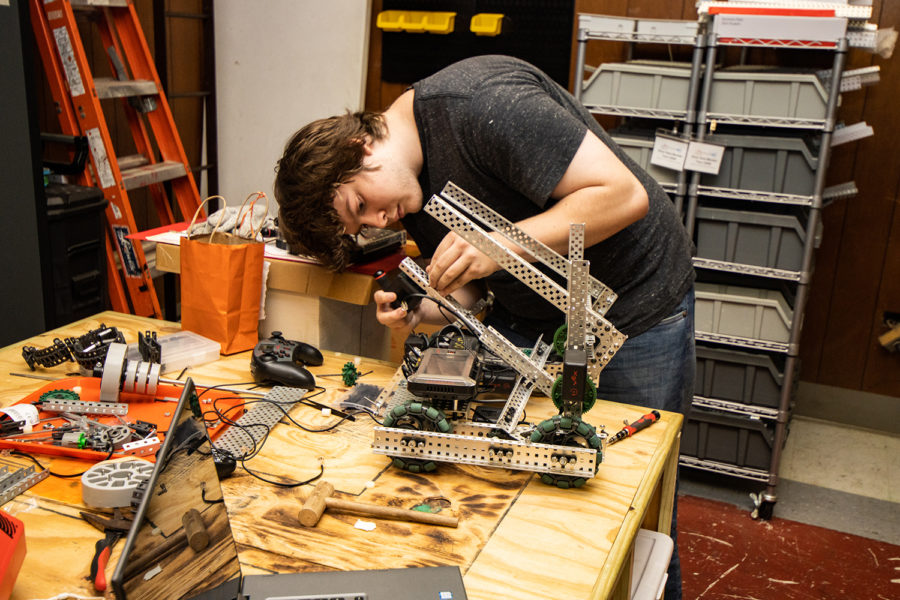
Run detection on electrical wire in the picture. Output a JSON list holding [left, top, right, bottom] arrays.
[[9, 446, 113, 478]]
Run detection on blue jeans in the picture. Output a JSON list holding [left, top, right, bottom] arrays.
[[486, 288, 694, 600], [595, 288, 695, 417], [594, 288, 694, 600]]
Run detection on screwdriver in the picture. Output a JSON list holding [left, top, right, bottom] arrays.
[[607, 410, 661, 445]]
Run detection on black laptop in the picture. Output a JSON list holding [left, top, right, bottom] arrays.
[[110, 378, 468, 600]]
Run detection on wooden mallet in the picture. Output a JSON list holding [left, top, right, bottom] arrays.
[[299, 481, 458, 528]]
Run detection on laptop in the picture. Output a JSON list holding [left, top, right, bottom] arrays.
[[110, 378, 468, 600]]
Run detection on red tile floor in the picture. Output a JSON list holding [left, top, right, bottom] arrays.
[[678, 494, 900, 599]]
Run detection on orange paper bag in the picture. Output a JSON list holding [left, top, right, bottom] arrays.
[[180, 194, 266, 354]]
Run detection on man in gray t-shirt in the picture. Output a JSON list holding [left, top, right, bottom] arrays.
[[407, 55, 693, 340], [276, 56, 694, 598]]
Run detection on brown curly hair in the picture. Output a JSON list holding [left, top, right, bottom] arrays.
[[274, 111, 387, 272]]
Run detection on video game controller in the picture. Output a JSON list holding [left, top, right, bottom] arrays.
[[249, 331, 323, 389]]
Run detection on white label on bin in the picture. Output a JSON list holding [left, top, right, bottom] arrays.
[[53, 26, 85, 97], [685, 141, 725, 174], [650, 136, 688, 171]]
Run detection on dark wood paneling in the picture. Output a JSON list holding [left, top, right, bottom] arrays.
[[803, 0, 900, 396]]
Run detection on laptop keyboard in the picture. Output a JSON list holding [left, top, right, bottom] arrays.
[[266, 594, 366, 600]]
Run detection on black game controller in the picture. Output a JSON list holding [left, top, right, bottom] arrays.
[[250, 331, 323, 389]]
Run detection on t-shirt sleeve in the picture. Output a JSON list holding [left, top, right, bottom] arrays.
[[465, 79, 588, 208]]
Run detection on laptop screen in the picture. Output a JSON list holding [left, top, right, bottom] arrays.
[[111, 377, 242, 600]]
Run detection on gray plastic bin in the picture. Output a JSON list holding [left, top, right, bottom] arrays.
[[700, 133, 819, 196], [580, 61, 693, 112], [681, 408, 777, 470], [610, 132, 679, 186], [695, 346, 784, 408], [709, 68, 829, 122], [695, 206, 807, 271], [583, 62, 828, 122], [695, 283, 793, 343]]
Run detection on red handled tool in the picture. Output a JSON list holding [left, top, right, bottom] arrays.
[[607, 410, 661, 445], [81, 509, 133, 592]]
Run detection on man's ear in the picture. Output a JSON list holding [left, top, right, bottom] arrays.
[[349, 136, 374, 155]]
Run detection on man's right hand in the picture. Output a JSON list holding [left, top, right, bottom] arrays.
[[374, 289, 423, 330]]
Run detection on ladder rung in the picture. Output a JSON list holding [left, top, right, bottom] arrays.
[[71, 0, 129, 7], [94, 77, 158, 99], [117, 154, 149, 170], [121, 161, 187, 190]]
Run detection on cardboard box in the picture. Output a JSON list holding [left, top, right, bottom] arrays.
[[155, 241, 376, 305], [156, 240, 389, 359]]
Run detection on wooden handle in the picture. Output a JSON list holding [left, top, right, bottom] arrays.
[[299, 481, 335, 527], [325, 498, 459, 528], [182, 508, 210, 552]]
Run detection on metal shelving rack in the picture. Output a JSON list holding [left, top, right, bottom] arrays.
[[685, 8, 852, 520], [573, 6, 875, 519], [573, 13, 707, 215]]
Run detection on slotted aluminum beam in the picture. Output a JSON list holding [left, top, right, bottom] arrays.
[[424, 188, 627, 374], [439, 182, 617, 315]]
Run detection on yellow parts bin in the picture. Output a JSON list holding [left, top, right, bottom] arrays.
[[376, 10, 456, 34], [470, 13, 504, 36]]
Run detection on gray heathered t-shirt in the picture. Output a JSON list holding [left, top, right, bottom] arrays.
[[402, 55, 694, 338]]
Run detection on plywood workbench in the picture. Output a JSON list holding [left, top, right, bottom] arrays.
[[0, 312, 681, 600]]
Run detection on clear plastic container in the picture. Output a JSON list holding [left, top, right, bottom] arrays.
[[126, 330, 221, 374]]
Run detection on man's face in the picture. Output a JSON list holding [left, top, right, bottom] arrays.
[[332, 143, 423, 235]]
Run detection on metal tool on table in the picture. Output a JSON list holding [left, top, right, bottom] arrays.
[[607, 410, 661, 445], [298, 481, 459, 528], [80, 509, 133, 592]]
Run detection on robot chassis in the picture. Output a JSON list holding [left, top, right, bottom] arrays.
[[371, 182, 629, 488]]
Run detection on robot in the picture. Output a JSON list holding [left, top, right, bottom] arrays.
[[371, 183, 628, 488]]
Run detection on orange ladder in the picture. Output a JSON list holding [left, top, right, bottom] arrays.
[[30, 0, 204, 318]]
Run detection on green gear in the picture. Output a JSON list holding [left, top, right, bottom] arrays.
[[550, 374, 597, 414], [39, 389, 80, 403], [552, 324, 568, 356], [529, 414, 603, 489]]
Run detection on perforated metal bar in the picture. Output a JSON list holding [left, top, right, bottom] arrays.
[[214, 387, 309, 457], [567, 259, 590, 354], [426, 196, 573, 313], [397, 258, 485, 335], [372, 427, 599, 477], [422, 197, 627, 377], [495, 338, 554, 434], [439, 182, 617, 314]]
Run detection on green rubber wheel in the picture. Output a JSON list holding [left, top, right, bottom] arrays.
[[550, 374, 597, 414], [382, 401, 452, 473], [530, 415, 603, 489]]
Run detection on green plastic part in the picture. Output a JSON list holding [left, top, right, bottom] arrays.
[[576, 422, 594, 438], [553, 324, 568, 356]]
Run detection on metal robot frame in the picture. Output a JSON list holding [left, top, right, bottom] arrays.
[[371, 182, 628, 487]]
